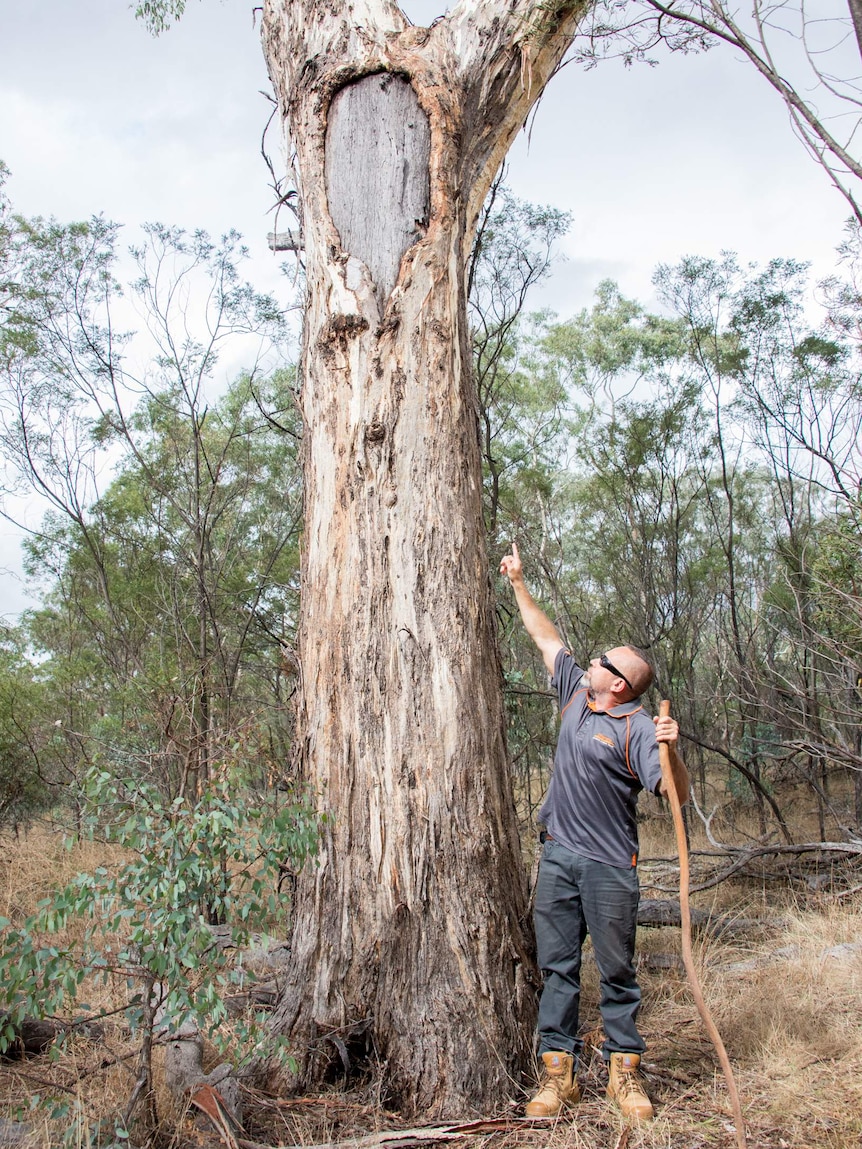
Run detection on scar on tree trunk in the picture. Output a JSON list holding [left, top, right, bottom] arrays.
[[326, 73, 431, 310]]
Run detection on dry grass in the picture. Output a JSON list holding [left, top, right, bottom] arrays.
[[0, 823, 128, 925], [1, 821, 861, 1149]]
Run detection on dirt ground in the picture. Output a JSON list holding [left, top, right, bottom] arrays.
[[1, 821, 861, 1149]]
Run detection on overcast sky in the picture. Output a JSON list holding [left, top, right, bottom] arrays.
[[0, 0, 854, 616]]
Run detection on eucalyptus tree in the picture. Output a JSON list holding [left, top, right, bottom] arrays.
[[649, 255, 780, 826], [18, 370, 303, 803], [0, 211, 297, 802], [528, 288, 727, 761], [491, 277, 807, 833], [653, 254, 862, 835], [729, 258, 862, 831], [468, 181, 571, 538], [249, 1, 599, 1114], [127, 0, 862, 1111], [128, 0, 592, 1115], [0, 630, 52, 831]]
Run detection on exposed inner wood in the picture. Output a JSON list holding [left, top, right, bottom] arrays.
[[326, 74, 430, 306]]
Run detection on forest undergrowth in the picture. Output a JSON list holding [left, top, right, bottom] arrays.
[[0, 802, 860, 1149]]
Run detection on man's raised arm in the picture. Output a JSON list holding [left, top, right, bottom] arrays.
[[499, 542, 564, 677]]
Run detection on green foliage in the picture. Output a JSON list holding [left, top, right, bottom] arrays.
[[134, 1, 191, 35], [0, 764, 318, 1054], [0, 203, 301, 805], [18, 365, 303, 797], [489, 246, 862, 831], [469, 182, 572, 540], [0, 194, 313, 1135], [0, 631, 53, 830]]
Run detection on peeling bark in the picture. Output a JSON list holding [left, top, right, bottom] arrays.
[[260, 0, 590, 1116]]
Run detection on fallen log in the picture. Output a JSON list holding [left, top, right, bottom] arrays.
[[0, 1014, 104, 1058], [637, 898, 775, 936], [224, 983, 279, 1015]]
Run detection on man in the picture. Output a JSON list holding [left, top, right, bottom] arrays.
[[500, 543, 689, 1121]]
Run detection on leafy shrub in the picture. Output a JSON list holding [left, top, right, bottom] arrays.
[[0, 764, 318, 1125]]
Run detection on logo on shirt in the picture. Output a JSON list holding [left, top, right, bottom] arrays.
[[593, 733, 615, 747]]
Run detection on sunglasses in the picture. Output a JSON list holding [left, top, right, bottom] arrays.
[[600, 653, 634, 693]]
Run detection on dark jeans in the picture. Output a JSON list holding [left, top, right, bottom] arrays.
[[534, 838, 645, 1061]]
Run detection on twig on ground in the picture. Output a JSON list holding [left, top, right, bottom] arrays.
[[237, 1118, 521, 1149]]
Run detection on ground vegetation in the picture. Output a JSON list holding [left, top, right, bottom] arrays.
[[124, 0, 862, 1118], [0, 163, 861, 1141]]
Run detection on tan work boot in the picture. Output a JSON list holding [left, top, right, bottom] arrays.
[[606, 1052, 654, 1120], [525, 1051, 580, 1118]]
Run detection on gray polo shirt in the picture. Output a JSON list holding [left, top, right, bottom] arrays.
[[538, 648, 663, 869]]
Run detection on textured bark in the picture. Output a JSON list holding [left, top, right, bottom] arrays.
[[260, 0, 589, 1116], [850, 0, 862, 61]]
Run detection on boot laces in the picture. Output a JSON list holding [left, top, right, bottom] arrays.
[[540, 1064, 570, 1100], [616, 1065, 647, 1100], [538, 1072, 565, 1098]]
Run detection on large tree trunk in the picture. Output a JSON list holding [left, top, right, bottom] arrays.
[[262, 0, 588, 1117]]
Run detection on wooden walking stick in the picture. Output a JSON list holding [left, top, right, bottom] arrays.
[[657, 700, 747, 1149]]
